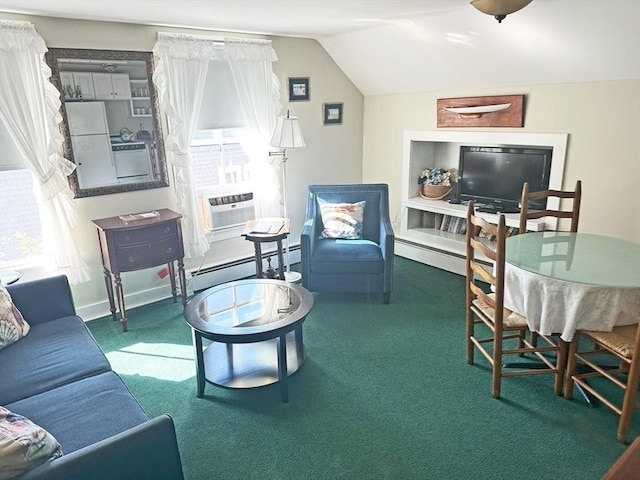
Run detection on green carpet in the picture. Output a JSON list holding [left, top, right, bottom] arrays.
[[87, 256, 637, 480]]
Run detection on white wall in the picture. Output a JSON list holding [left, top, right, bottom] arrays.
[[363, 80, 640, 243], [1, 13, 363, 317]]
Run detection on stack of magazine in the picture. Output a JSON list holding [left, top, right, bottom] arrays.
[[250, 218, 284, 234]]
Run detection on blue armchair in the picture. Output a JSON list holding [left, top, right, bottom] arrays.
[[301, 184, 394, 304]]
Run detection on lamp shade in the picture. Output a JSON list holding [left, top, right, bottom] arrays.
[[270, 114, 306, 149]]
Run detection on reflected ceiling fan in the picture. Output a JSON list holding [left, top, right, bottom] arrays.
[[470, 0, 533, 23]]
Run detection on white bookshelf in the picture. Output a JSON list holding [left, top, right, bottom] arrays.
[[397, 130, 569, 275]]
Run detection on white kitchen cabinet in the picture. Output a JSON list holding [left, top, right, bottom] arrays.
[[93, 73, 132, 100], [59, 71, 95, 100]]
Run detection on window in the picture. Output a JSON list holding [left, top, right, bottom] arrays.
[[0, 168, 47, 268], [191, 128, 256, 238], [189, 59, 260, 238], [190, 128, 251, 191], [191, 58, 250, 195]]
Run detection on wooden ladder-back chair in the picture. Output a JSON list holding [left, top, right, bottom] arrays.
[[564, 321, 640, 443], [518, 180, 582, 350], [465, 201, 565, 398], [519, 180, 582, 234]]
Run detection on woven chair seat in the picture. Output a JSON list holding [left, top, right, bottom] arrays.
[[584, 324, 637, 359], [566, 320, 640, 442], [472, 295, 528, 328]]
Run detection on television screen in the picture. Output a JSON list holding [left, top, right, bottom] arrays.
[[457, 146, 552, 211]]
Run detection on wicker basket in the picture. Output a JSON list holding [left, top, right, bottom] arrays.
[[421, 184, 452, 200]]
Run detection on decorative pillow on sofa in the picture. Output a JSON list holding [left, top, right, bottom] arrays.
[[0, 285, 30, 351], [0, 406, 63, 479], [317, 199, 366, 240]]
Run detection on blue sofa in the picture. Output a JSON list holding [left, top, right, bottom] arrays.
[[1, 275, 184, 480]]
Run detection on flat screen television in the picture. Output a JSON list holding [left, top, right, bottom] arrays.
[[456, 146, 552, 212]]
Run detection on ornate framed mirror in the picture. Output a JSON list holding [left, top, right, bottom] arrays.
[[45, 48, 169, 198]]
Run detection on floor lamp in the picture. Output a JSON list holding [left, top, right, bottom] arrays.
[[269, 110, 306, 282]]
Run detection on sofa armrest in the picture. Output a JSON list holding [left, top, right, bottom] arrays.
[[6, 275, 76, 325], [18, 415, 184, 480]]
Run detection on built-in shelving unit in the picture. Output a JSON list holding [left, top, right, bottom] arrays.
[[396, 130, 569, 275], [129, 79, 152, 117]]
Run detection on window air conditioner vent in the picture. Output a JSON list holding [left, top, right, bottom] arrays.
[[204, 191, 255, 232]]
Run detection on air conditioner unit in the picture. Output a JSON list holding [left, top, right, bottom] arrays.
[[201, 191, 255, 234]]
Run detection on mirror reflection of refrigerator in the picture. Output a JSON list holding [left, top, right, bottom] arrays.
[[66, 102, 116, 188]]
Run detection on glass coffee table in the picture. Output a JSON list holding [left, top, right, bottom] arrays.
[[184, 279, 314, 402]]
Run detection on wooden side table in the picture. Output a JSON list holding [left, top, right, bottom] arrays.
[[92, 209, 186, 332], [241, 218, 290, 280]]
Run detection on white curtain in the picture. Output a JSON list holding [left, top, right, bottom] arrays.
[[0, 19, 89, 284], [152, 32, 216, 258], [153, 33, 282, 257], [225, 38, 282, 219]]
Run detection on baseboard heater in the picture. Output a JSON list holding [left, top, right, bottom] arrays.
[[188, 243, 301, 293], [395, 237, 467, 259], [397, 237, 491, 267]]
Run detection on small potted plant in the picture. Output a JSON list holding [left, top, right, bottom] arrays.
[[418, 167, 458, 199]]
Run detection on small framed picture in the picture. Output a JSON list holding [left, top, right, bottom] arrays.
[[288, 77, 310, 101], [323, 103, 343, 125]]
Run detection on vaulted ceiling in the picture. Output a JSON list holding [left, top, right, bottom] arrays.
[[1, 0, 638, 95]]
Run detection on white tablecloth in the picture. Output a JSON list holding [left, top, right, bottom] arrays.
[[504, 263, 640, 342]]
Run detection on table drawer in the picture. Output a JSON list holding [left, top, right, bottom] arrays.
[[116, 237, 181, 271], [114, 222, 177, 246]]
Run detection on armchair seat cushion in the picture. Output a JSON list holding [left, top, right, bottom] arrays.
[[311, 239, 384, 274]]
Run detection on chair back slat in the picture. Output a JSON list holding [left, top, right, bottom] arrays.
[[519, 180, 581, 233], [466, 201, 506, 313]]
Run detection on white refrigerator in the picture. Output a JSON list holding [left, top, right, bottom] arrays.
[[66, 102, 116, 188]]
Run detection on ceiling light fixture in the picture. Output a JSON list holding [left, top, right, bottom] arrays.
[[470, 0, 532, 23], [101, 63, 118, 73]]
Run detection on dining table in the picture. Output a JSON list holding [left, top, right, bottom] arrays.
[[503, 232, 640, 343]]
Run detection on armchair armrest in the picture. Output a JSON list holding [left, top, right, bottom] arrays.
[[6, 275, 76, 325], [378, 208, 395, 301], [378, 213, 395, 261], [301, 208, 318, 287], [19, 415, 184, 480]]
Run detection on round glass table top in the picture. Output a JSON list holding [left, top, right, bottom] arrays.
[[184, 279, 313, 337], [506, 232, 640, 288]]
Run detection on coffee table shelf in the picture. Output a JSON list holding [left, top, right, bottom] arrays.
[[184, 279, 313, 402], [202, 332, 306, 389]]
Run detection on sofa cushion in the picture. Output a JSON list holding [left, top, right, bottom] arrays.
[[0, 406, 63, 479], [0, 316, 111, 405], [6, 371, 150, 455], [311, 239, 384, 274], [317, 199, 365, 240], [0, 285, 30, 351]]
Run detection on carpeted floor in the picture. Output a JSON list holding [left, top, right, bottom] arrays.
[[87, 256, 637, 479]]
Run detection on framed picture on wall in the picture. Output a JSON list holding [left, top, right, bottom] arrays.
[[288, 77, 310, 101], [323, 102, 343, 125]]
